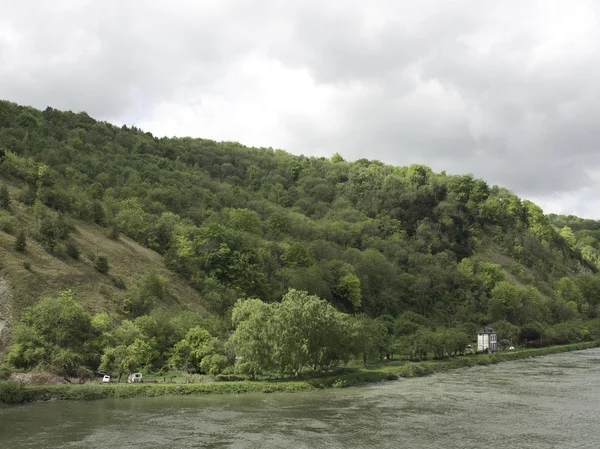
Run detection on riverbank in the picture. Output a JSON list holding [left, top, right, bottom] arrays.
[[1, 341, 598, 405]]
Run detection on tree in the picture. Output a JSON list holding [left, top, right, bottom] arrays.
[[489, 281, 522, 323], [554, 278, 584, 311], [327, 261, 362, 310], [94, 254, 110, 274], [6, 290, 97, 376], [229, 290, 354, 377], [14, 230, 26, 252], [283, 242, 313, 268], [200, 354, 229, 378], [100, 339, 159, 382], [446, 329, 470, 356], [0, 185, 10, 210], [271, 289, 353, 374], [121, 272, 168, 318], [228, 299, 275, 378], [351, 315, 389, 367], [169, 326, 221, 373], [560, 226, 576, 247]]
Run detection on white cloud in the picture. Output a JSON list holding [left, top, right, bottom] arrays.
[[2, 0, 600, 217]]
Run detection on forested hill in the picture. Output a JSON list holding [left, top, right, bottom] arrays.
[[1, 99, 600, 352]]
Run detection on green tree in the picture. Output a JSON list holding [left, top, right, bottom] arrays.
[[169, 326, 220, 373], [228, 299, 276, 378], [0, 185, 10, 210], [94, 254, 110, 273], [14, 230, 26, 252], [271, 289, 353, 374], [6, 290, 97, 376], [100, 339, 158, 382], [200, 354, 229, 378], [559, 226, 576, 247], [351, 315, 389, 366], [489, 281, 522, 323]]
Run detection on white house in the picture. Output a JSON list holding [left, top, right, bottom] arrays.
[[477, 327, 497, 353]]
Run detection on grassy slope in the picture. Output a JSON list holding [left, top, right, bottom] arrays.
[[0, 174, 207, 354]]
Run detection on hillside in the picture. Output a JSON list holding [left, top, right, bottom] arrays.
[[0, 173, 207, 355], [1, 99, 600, 375]]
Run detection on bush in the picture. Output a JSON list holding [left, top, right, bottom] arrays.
[[111, 276, 126, 290], [36, 213, 71, 251], [18, 186, 37, 206], [53, 242, 68, 259], [94, 255, 109, 273], [0, 185, 10, 210], [65, 241, 80, 259], [107, 224, 120, 240], [23, 261, 31, 270], [0, 211, 15, 234], [0, 382, 25, 405], [14, 230, 26, 252], [0, 363, 12, 380]]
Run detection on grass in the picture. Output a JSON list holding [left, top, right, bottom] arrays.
[[2, 340, 597, 406]]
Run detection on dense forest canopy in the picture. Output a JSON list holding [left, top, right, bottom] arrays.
[[1, 99, 600, 378]]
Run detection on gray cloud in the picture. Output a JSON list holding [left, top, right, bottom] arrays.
[[1, 0, 600, 216]]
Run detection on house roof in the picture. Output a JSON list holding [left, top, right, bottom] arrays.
[[477, 327, 496, 334]]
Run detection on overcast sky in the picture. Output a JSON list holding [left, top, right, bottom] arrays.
[[1, 1, 599, 217]]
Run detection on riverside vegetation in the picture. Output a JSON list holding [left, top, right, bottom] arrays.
[[1, 100, 600, 403]]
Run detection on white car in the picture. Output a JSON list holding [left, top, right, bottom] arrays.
[[102, 375, 111, 383], [127, 372, 143, 383]]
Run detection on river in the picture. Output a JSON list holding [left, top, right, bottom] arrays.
[[2, 348, 600, 448]]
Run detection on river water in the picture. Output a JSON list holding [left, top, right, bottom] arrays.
[[2, 349, 600, 448]]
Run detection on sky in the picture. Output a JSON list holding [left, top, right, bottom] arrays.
[[1, 0, 599, 217]]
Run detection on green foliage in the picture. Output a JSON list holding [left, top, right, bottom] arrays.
[[1, 100, 599, 373], [0, 382, 25, 405], [168, 326, 222, 373], [121, 272, 168, 318], [65, 241, 80, 259], [228, 298, 275, 378], [0, 184, 10, 210], [229, 290, 357, 376], [6, 290, 98, 376], [14, 229, 26, 252], [0, 363, 12, 380], [99, 339, 159, 381], [200, 354, 229, 377], [35, 211, 71, 252], [351, 314, 390, 366], [93, 254, 109, 273], [0, 210, 15, 234]]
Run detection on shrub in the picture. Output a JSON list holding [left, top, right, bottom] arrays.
[[18, 186, 37, 206], [107, 224, 120, 240], [23, 261, 31, 270], [0, 363, 12, 380], [36, 213, 71, 251], [53, 242, 68, 259], [65, 241, 80, 259], [0, 382, 25, 405], [14, 230, 26, 252], [0, 185, 10, 210], [94, 255, 109, 273], [0, 211, 15, 234], [111, 276, 126, 290]]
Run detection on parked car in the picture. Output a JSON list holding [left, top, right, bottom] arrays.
[[127, 372, 143, 383], [102, 375, 112, 383]]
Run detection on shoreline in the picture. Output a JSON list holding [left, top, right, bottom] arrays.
[[1, 341, 598, 406]]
